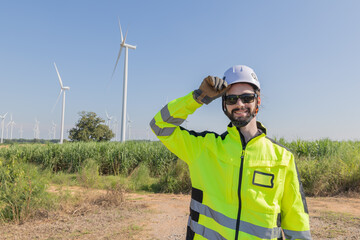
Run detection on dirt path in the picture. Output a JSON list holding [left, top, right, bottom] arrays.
[[127, 193, 189, 239], [0, 191, 359, 239]]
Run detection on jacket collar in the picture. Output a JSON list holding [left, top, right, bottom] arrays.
[[227, 121, 267, 140], [256, 121, 267, 135]]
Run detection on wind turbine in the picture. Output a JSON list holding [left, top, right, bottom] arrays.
[[112, 118, 119, 141], [0, 112, 7, 143], [6, 114, 15, 140], [48, 128, 52, 139], [112, 18, 136, 142], [33, 119, 40, 139], [6, 124, 9, 139], [54, 62, 70, 144], [105, 110, 113, 127], [19, 125, 23, 139], [146, 126, 150, 141], [51, 121, 57, 139]]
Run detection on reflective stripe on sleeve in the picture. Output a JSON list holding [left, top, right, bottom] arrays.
[[150, 118, 176, 137], [188, 217, 227, 240], [150, 105, 185, 137], [160, 105, 185, 126], [191, 199, 282, 239], [283, 229, 312, 240]]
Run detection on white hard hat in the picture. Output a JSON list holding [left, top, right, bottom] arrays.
[[223, 65, 260, 90]]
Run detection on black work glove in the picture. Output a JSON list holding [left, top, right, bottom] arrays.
[[193, 76, 229, 105]]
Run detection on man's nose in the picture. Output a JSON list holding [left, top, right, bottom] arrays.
[[235, 98, 245, 106]]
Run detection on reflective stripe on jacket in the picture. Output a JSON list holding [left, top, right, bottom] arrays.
[[150, 92, 311, 240]]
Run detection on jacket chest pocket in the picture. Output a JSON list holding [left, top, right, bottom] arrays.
[[243, 160, 287, 213], [252, 170, 275, 188]]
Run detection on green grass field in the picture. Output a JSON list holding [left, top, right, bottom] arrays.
[[0, 139, 359, 222]]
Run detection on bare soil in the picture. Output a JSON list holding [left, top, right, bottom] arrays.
[[0, 187, 359, 240]]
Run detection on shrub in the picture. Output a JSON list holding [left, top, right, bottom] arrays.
[[153, 159, 191, 194], [0, 157, 50, 223], [76, 159, 100, 188], [128, 163, 155, 191]]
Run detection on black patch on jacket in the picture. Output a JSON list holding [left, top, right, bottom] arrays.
[[186, 226, 195, 240], [179, 126, 228, 140], [191, 187, 203, 203], [190, 187, 203, 222], [187, 187, 204, 239]]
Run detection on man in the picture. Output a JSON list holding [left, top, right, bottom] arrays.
[[150, 65, 311, 239]]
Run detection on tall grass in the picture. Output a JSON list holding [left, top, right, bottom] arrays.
[[0, 139, 359, 224], [0, 141, 177, 176], [0, 139, 359, 198], [152, 159, 191, 194], [284, 139, 360, 196]]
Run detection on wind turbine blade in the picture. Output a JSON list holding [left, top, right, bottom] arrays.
[[106, 110, 110, 119], [123, 29, 128, 44], [3, 112, 7, 119], [118, 17, 123, 42], [111, 46, 123, 78], [51, 89, 63, 113], [54, 62, 64, 88]]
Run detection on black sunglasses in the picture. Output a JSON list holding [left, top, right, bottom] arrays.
[[224, 93, 258, 105]]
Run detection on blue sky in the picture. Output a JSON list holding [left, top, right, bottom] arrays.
[[0, 0, 359, 141]]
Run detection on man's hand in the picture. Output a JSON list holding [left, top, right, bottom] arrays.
[[193, 76, 229, 105]]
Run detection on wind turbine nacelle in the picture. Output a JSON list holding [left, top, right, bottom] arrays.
[[123, 43, 137, 50], [62, 86, 70, 90]]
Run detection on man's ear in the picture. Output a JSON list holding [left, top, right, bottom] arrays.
[[255, 97, 261, 114]]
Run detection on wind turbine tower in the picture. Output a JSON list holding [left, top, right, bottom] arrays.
[[7, 114, 16, 140], [19, 125, 23, 139], [113, 118, 119, 141], [6, 124, 9, 139], [34, 119, 40, 139], [0, 113, 7, 143], [112, 18, 136, 142], [54, 63, 70, 144], [146, 127, 150, 141], [51, 121, 57, 139]]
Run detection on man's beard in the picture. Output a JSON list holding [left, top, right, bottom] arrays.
[[225, 106, 256, 128]]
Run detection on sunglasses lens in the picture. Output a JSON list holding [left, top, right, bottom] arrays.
[[225, 96, 238, 105], [240, 95, 255, 103], [225, 94, 256, 105]]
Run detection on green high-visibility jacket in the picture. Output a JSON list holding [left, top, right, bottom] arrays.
[[150, 92, 311, 240]]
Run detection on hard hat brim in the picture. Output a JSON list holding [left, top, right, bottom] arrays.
[[227, 79, 260, 90]]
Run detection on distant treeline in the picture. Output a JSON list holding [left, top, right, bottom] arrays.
[[2, 139, 59, 144]]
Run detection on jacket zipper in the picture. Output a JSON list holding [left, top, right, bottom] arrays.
[[235, 132, 246, 240]]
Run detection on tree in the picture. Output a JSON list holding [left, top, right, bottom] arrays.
[[68, 111, 114, 142]]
